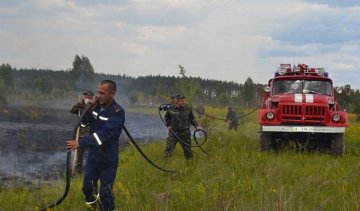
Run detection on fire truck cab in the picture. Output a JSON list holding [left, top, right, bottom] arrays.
[[259, 64, 349, 155]]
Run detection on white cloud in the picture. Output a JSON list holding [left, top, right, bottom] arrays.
[[28, 0, 77, 10], [130, 0, 217, 8], [125, 41, 149, 55], [136, 26, 188, 42], [0, 7, 20, 15], [0, 0, 359, 88], [334, 63, 354, 71]]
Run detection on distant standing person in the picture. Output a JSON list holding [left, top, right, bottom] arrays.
[[164, 94, 199, 159], [70, 90, 94, 175], [225, 106, 238, 130], [67, 80, 125, 211]]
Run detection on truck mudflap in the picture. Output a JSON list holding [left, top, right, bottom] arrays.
[[261, 125, 345, 133]]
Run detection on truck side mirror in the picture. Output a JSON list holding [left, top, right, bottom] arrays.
[[264, 86, 271, 93], [335, 87, 343, 94]]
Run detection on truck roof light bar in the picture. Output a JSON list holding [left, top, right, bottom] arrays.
[[275, 64, 327, 77]]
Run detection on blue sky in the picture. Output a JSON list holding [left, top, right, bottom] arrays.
[[0, 0, 359, 88]]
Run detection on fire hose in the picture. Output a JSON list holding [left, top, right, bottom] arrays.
[[191, 104, 261, 121], [39, 103, 93, 211], [158, 105, 208, 155], [123, 126, 176, 173], [39, 104, 175, 211]]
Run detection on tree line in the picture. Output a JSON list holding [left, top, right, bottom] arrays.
[[0, 55, 359, 119], [0, 55, 262, 108]]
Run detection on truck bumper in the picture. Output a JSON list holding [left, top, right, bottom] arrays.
[[261, 125, 345, 133]]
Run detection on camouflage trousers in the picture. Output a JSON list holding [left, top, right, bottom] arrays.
[[164, 129, 193, 159]]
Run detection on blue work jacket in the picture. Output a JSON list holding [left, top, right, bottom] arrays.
[[79, 99, 125, 163]]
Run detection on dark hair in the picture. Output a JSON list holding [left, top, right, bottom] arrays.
[[100, 80, 117, 93]]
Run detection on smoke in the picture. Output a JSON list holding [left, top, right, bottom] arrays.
[[0, 151, 66, 181], [0, 106, 168, 184]]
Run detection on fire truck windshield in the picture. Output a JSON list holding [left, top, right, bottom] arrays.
[[273, 80, 332, 96]]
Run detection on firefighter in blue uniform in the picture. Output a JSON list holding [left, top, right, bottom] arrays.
[[67, 80, 125, 211]]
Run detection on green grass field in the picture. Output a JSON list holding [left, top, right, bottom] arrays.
[[1, 110, 360, 211]]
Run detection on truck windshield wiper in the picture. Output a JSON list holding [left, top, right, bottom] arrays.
[[306, 91, 323, 95]]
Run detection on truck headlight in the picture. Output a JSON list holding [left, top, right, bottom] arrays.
[[332, 114, 341, 122], [266, 112, 275, 120]]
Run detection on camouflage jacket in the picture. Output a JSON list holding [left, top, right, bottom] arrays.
[[165, 104, 198, 131], [70, 101, 90, 137]]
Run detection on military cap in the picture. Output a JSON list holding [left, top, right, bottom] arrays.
[[83, 90, 94, 97], [176, 94, 186, 99]]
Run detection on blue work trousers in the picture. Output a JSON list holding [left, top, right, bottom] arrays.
[[82, 159, 118, 211]]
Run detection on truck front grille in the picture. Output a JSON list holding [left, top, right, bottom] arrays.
[[305, 105, 325, 116], [305, 105, 326, 121], [280, 104, 327, 124], [282, 105, 302, 115]]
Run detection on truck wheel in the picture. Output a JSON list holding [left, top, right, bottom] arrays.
[[260, 132, 273, 151], [330, 133, 345, 156]]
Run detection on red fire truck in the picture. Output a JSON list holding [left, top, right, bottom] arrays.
[[259, 64, 349, 155]]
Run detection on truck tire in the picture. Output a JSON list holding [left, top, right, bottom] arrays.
[[260, 132, 273, 151], [330, 133, 345, 156]]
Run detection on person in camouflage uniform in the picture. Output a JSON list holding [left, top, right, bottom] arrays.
[[225, 106, 238, 130], [70, 90, 94, 174], [164, 94, 198, 159]]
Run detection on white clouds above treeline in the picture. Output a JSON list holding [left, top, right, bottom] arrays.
[[0, 0, 359, 87]]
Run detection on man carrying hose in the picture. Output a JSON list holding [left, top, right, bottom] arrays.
[[67, 80, 125, 211], [164, 94, 199, 159], [70, 90, 94, 175]]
